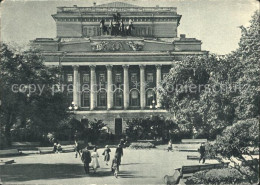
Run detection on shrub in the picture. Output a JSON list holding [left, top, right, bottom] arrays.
[[129, 142, 155, 149], [186, 167, 252, 184]]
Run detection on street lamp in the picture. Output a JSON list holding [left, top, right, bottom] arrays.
[[69, 101, 78, 113], [150, 98, 157, 109]]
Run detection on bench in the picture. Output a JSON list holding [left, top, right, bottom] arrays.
[[12, 142, 41, 151], [187, 155, 200, 160], [0, 149, 21, 157], [37, 147, 54, 154], [176, 162, 229, 178], [62, 145, 75, 152], [181, 139, 207, 144], [0, 158, 15, 165]]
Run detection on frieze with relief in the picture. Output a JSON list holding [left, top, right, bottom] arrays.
[[91, 41, 144, 51]]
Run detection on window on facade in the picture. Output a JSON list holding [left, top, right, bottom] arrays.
[[67, 74, 73, 83], [147, 73, 154, 83], [146, 90, 155, 106], [131, 73, 138, 83], [114, 90, 123, 107], [99, 74, 105, 83], [115, 73, 122, 83], [83, 74, 90, 83], [130, 90, 139, 106], [98, 91, 107, 107], [82, 92, 90, 107]]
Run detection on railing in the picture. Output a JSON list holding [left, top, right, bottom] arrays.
[[57, 7, 177, 13]]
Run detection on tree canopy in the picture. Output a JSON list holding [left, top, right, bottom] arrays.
[[159, 11, 259, 139], [0, 43, 68, 147]]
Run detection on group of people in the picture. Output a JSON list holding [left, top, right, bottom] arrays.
[[52, 138, 62, 153], [79, 141, 125, 178], [100, 13, 134, 36]]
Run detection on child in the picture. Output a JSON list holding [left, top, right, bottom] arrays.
[[167, 139, 173, 152], [53, 143, 57, 153], [57, 143, 62, 153], [111, 154, 119, 178], [102, 145, 111, 165]]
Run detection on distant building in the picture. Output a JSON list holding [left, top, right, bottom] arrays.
[[31, 2, 208, 136]]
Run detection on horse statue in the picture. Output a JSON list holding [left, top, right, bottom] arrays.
[[125, 19, 134, 36]]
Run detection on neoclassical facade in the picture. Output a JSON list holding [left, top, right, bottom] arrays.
[[32, 2, 208, 135]]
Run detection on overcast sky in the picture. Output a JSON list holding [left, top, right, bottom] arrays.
[[0, 0, 258, 54]]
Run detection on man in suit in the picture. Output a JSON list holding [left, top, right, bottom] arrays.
[[115, 144, 123, 166], [199, 143, 206, 164], [81, 146, 92, 174]]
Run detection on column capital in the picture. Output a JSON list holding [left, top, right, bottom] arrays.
[[156, 64, 162, 69], [122, 64, 129, 69], [90, 65, 96, 70], [73, 65, 79, 70], [106, 64, 113, 70], [139, 64, 146, 69]]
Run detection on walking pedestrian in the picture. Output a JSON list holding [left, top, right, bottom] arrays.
[[199, 143, 206, 164], [75, 140, 81, 158], [81, 147, 92, 174], [115, 144, 123, 165], [102, 145, 111, 165], [91, 147, 100, 173], [111, 154, 120, 178]]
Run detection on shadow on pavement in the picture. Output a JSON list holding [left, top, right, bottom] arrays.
[[118, 171, 156, 179], [0, 163, 89, 182]]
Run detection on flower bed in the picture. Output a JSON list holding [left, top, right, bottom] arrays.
[[129, 142, 155, 149]]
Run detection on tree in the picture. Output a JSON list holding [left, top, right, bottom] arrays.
[[213, 118, 259, 183], [159, 11, 259, 139], [0, 43, 68, 147]]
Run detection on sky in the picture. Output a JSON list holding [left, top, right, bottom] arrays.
[[0, 0, 259, 54]]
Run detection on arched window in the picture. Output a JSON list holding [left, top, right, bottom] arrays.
[[130, 90, 140, 107], [81, 91, 90, 107], [146, 89, 155, 106], [98, 90, 107, 107], [114, 89, 123, 107]]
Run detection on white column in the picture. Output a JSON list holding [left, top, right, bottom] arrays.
[[123, 65, 129, 109], [140, 65, 146, 109], [156, 65, 162, 108], [90, 65, 97, 110], [73, 65, 79, 107], [106, 65, 113, 110]]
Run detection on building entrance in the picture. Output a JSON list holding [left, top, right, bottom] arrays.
[[115, 118, 122, 136]]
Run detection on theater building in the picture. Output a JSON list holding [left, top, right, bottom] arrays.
[[31, 2, 208, 135]]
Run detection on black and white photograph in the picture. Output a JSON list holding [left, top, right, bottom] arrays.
[[0, 0, 259, 184]]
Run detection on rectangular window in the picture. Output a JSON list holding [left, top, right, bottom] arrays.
[[83, 74, 90, 83], [131, 73, 138, 83], [115, 73, 122, 83], [99, 74, 105, 83], [67, 74, 73, 83], [147, 73, 154, 83]]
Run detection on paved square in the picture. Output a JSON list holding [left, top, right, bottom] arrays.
[[0, 147, 217, 184]]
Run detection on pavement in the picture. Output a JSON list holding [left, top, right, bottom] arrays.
[[0, 146, 219, 184]]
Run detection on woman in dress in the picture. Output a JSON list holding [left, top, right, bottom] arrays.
[[167, 139, 173, 152], [102, 145, 111, 165], [91, 147, 100, 173]]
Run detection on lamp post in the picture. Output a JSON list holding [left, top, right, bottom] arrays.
[[69, 101, 78, 113]]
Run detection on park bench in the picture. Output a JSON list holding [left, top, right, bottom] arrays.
[[37, 147, 54, 154], [176, 162, 229, 178], [0, 149, 21, 157], [181, 139, 207, 144], [62, 145, 75, 152], [12, 142, 40, 151], [0, 158, 15, 165]]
